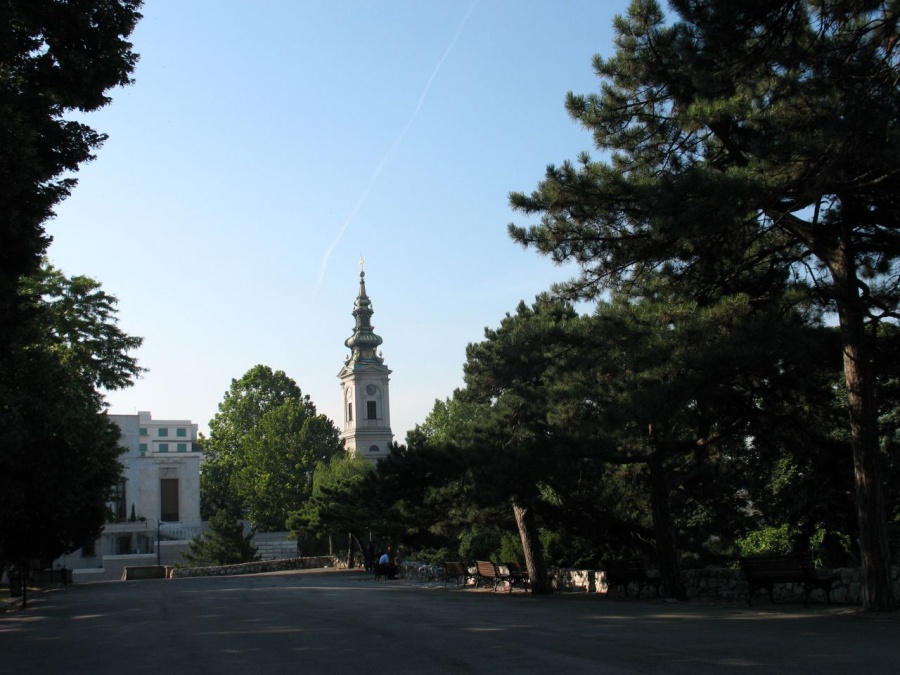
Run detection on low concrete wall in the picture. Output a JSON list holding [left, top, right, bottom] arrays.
[[170, 556, 343, 578], [68, 544, 192, 583], [72, 567, 112, 584], [122, 565, 168, 581], [84, 554, 158, 583]]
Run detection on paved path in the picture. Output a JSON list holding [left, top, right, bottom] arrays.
[[2, 569, 898, 674]]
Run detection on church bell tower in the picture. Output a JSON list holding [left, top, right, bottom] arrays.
[[338, 261, 393, 461]]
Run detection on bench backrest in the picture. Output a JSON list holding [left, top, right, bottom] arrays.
[[444, 561, 468, 577], [739, 552, 816, 584], [476, 560, 499, 578], [603, 559, 647, 582]]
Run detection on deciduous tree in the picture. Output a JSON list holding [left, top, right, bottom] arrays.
[[201, 365, 343, 531], [0, 0, 142, 353], [1, 264, 142, 589], [19, 262, 145, 390], [237, 399, 344, 532]]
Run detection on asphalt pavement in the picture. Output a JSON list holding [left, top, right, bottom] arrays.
[[1, 568, 898, 674]]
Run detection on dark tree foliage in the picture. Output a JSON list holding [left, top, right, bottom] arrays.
[[1, 0, 143, 599], [509, 0, 900, 611], [0, 265, 144, 574], [0, 0, 142, 353], [459, 296, 591, 594], [0, 345, 123, 567], [365, 438, 474, 555], [287, 454, 374, 565]]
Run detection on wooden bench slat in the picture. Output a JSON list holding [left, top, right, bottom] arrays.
[[474, 560, 528, 593]]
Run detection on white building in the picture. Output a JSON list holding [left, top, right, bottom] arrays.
[[57, 411, 203, 580], [338, 266, 394, 462]]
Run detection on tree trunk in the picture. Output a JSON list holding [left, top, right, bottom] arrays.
[[346, 532, 354, 569], [833, 236, 896, 611], [20, 559, 29, 609], [647, 449, 686, 600], [512, 500, 551, 595]]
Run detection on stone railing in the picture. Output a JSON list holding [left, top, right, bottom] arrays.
[[170, 556, 344, 578]]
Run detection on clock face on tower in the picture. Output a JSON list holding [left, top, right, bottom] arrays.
[[365, 384, 377, 395]]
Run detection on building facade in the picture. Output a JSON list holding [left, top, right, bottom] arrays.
[[338, 266, 394, 462], [57, 411, 202, 579], [110, 411, 202, 530]]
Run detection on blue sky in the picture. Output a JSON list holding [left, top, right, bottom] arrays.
[[47, 0, 626, 439]]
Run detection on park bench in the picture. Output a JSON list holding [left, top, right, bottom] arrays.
[[474, 560, 528, 593], [443, 561, 475, 587], [475, 560, 511, 592], [373, 563, 397, 581], [739, 552, 841, 606], [500, 562, 530, 592], [602, 559, 661, 598]]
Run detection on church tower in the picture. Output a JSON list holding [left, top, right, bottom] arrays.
[[338, 262, 394, 462]]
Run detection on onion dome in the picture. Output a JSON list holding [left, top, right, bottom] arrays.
[[344, 269, 384, 366]]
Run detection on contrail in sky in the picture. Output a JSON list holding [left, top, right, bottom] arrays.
[[314, 1, 478, 296]]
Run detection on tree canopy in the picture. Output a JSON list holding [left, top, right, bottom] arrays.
[[1, 0, 144, 590], [508, 0, 900, 611], [1, 263, 143, 571], [0, 0, 142, 353], [19, 262, 145, 390], [201, 365, 344, 531]]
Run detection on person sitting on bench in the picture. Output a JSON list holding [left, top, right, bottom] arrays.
[[378, 549, 399, 580]]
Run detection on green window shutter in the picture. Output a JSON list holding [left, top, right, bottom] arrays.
[[158, 443, 169, 453], [176, 428, 186, 437], [139, 443, 148, 454], [139, 428, 148, 436], [158, 428, 168, 437], [176, 443, 187, 453]]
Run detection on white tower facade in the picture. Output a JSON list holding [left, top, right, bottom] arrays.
[[338, 266, 394, 462]]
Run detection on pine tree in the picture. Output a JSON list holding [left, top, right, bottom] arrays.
[[182, 510, 258, 567], [510, 0, 900, 611]]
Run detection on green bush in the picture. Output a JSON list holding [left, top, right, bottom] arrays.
[[735, 524, 796, 557], [498, 532, 523, 564], [736, 523, 853, 567]]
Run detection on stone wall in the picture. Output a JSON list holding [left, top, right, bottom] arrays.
[[680, 565, 900, 604], [170, 556, 343, 578], [555, 564, 900, 604], [162, 556, 900, 605]]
